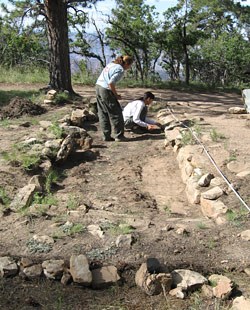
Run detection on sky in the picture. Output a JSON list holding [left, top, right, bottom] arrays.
[[89, 0, 178, 19], [85, 0, 178, 30], [86, 0, 250, 30], [94, 0, 178, 14], [0, 0, 249, 27], [0, 0, 249, 15], [92, 0, 250, 15]]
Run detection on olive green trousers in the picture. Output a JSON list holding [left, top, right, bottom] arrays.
[[96, 85, 124, 139]]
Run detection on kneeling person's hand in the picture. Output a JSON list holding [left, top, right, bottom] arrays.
[[147, 124, 159, 130]]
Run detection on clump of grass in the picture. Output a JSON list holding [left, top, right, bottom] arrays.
[[33, 192, 58, 206], [51, 231, 65, 240], [66, 195, 79, 210], [101, 222, 135, 236], [228, 150, 237, 162], [86, 246, 117, 260], [26, 238, 53, 253], [45, 169, 60, 194], [197, 222, 207, 230], [0, 187, 11, 206], [20, 153, 42, 171], [188, 291, 203, 309], [207, 238, 217, 249], [179, 122, 201, 145], [1, 149, 42, 171], [0, 119, 10, 128], [61, 222, 85, 235], [0, 66, 49, 84], [163, 205, 172, 216], [54, 92, 72, 105], [180, 130, 195, 145], [226, 208, 248, 226], [1, 141, 43, 171], [48, 122, 65, 139], [210, 128, 226, 142]]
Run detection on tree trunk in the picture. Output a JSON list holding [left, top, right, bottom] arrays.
[[183, 23, 190, 85], [44, 0, 74, 93]]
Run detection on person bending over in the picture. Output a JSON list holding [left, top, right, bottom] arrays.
[[122, 91, 162, 132], [95, 55, 134, 142]]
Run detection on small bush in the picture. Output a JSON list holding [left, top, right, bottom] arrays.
[[48, 122, 65, 139], [210, 128, 226, 142], [100, 222, 135, 235], [1, 149, 42, 171], [33, 192, 58, 206], [26, 238, 53, 253], [45, 169, 60, 194], [0, 187, 11, 206], [66, 195, 79, 210], [61, 222, 85, 235]]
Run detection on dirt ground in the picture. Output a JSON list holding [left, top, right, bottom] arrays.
[[0, 83, 250, 310]]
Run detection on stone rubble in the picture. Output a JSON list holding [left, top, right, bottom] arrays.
[[2, 94, 249, 306]]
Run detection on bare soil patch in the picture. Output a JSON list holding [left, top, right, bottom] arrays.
[[0, 96, 46, 119], [0, 83, 249, 309]]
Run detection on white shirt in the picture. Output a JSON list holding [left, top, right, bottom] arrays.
[[122, 100, 157, 128]]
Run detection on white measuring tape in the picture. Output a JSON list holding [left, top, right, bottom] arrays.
[[165, 105, 250, 212]]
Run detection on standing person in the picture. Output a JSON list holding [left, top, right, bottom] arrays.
[[96, 55, 134, 142], [122, 91, 162, 132]]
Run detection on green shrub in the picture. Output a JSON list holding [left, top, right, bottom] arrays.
[[61, 222, 85, 235], [33, 192, 58, 206], [210, 128, 226, 142], [0, 65, 48, 84], [45, 169, 60, 194], [66, 195, 79, 210], [48, 122, 65, 139], [0, 187, 11, 206]]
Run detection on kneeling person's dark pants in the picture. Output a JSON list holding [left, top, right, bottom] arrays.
[[124, 105, 148, 131]]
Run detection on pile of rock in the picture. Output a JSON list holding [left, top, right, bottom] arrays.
[[5, 104, 98, 213], [157, 110, 230, 225], [1, 255, 250, 308], [135, 259, 250, 309], [0, 254, 120, 289]]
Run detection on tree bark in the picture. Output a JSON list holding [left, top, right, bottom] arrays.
[[44, 0, 74, 93]]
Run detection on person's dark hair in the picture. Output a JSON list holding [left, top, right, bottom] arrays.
[[138, 91, 155, 101], [113, 55, 134, 66]]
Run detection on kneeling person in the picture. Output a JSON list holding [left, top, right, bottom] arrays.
[[122, 92, 161, 132]]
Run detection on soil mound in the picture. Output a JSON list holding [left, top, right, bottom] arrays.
[[0, 96, 46, 119]]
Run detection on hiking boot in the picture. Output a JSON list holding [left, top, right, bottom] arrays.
[[103, 136, 115, 142], [115, 136, 129, 142]]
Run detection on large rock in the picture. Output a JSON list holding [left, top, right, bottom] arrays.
[[231, 296, 250, 310], [135, 262, 172, 296], [23, 264, 43, 279], [185, 176, 201, 204], [0, 256, 18, 277], [56, 131, 92, 162], [42, 260, 65, 280], [10, 184, 36, 210], [240, 230, 250, 241], [70, 254, 92, 285], [200, 197, 228, 220], [171, 269, 207, 292], [198, 173, 214, 187], [209, 274, 233, 299], [92, 266, 121, 289], [201, 186, 224, 200], [70, 109, 88, 127], [228, 107, 247, 114]]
